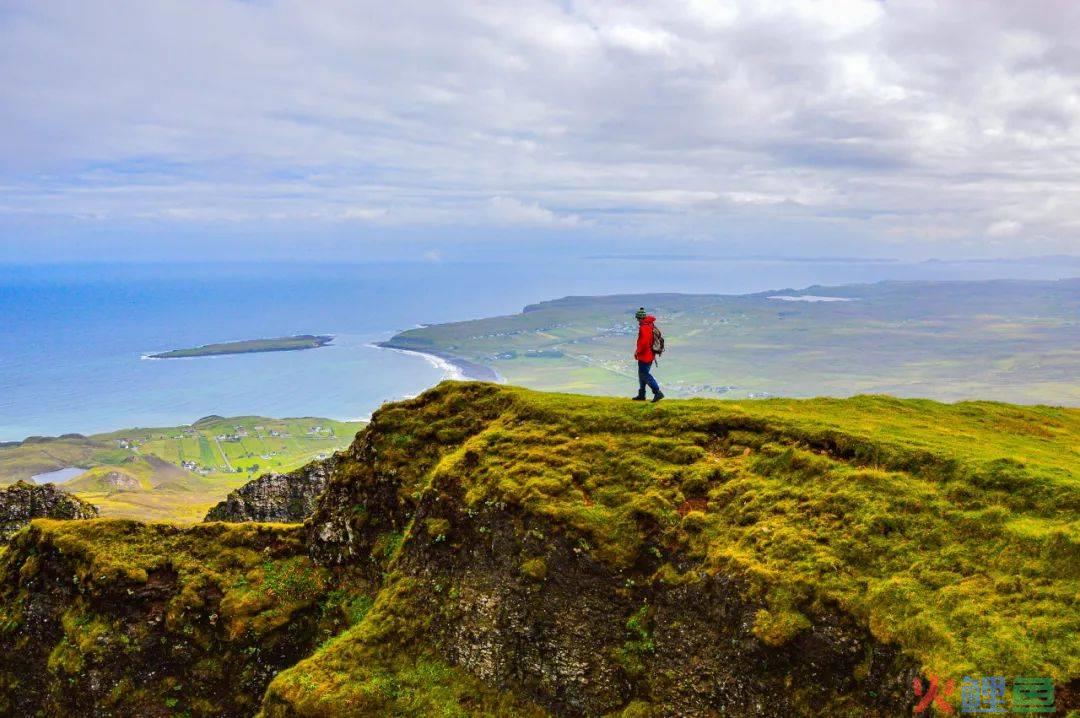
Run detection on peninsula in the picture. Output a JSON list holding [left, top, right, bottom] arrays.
[[148, 334, 334, 359], [382, 279, 1080, 405]]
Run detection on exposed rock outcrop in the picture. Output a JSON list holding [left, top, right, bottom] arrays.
[[204, 459, 335, 523], [0, 480, 98, 542], [99, 469, 140, 491], [0, 521, 353, 717]]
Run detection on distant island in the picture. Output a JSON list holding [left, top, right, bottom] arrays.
[[148, 334, 334, 359]]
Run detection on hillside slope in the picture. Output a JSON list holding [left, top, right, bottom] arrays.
[[0, 382, 1076, 716], [0, 415, 364, 521]]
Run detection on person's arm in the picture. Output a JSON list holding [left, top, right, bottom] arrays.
[[635, 325, 650, 359]]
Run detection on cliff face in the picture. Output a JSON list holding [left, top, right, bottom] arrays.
[[0, 383, 1077, 717], [0, 520, 366, 717], [0, 480, 97, 542], [287, 486, 915, 716], [204, 459, 335, 523]]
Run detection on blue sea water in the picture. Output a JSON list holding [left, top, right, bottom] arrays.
[[1, 257, 1074, 441]]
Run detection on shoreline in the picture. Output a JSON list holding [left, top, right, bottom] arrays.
[[375, 342, 502, 383]]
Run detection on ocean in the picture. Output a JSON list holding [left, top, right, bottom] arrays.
[[1, 257, 1074, 441]]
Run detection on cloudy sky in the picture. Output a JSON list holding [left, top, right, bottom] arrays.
[[2, 0, 1079, 261]]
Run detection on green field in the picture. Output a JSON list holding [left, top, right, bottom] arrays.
[[148, 334, 334, 359], [384, 279, 1080, 406], [0, 415, 364, 521]]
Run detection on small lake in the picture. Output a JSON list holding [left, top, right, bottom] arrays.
[[30, 467, 87, 485]]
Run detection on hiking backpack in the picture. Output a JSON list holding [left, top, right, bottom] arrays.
[[651, 326, 665, 359]]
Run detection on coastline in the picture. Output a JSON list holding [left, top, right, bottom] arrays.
[[375, 341, 502, 383]]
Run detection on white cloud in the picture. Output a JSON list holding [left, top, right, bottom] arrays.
[[602, 24, 673, 55], [487, 197, 584, 227], [725, 192, 790, 206], [339, 208, 388, 221], [987, 220, 1023, 237], [0, 0, 1078, 256]]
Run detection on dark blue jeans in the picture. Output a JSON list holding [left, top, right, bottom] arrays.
[[638, 360, 660, 396]]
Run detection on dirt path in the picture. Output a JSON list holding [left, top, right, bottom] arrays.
[[213, 437, 233, 471]]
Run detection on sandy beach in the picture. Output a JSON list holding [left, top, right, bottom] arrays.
[[376, 342, 501, 383]]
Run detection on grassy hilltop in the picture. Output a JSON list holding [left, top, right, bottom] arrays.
[[384, 279, 1080, 405], [1, 383, 1076, 716], [0, 415, 364, 521], [271, 384, 1079, 714]]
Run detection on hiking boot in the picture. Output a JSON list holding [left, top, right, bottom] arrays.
[[631, 394, 647, 401], [651, 391, 665, 403]]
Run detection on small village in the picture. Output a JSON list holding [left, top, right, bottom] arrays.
[[97, 419, 352, 480]]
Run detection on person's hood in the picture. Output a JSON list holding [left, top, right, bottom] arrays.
[[640, 315, 656, 325]]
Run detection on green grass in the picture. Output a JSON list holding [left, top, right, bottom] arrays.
[[197, 436, 217, 467], [9, 519, 324, 626]]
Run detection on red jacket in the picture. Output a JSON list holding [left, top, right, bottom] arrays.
[[635, 316, 656, 363]]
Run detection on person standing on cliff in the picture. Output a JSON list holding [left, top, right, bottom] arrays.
[[633, 307, 664, 402]]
